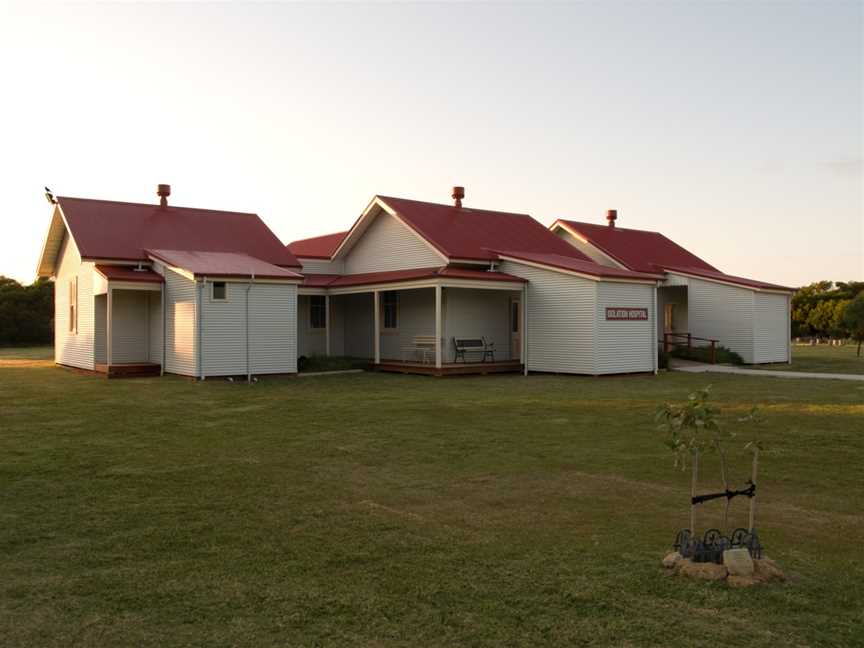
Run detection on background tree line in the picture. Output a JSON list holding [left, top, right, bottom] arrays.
[[0, 277, 53, 346], [791, 280, 864, 345]]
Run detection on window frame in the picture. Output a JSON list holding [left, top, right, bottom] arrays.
[[309, 295, 327, 330], [211, 281, 228, 302], [68, 276, 78, 334], [381, 291, 399, 332]]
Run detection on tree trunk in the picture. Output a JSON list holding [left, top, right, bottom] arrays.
[[690, 451, 699, 535], [748, 448, 760, 533]]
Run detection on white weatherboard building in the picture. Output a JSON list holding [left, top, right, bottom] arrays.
[[37, 185, 794, 379], [37, 186, 303, 378]]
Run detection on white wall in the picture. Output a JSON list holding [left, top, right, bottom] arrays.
[[297, 295, 327, 357], [148, 292, 162, 364], [686, 277, 755, 363], [110, 290, 149, 363], [554, 228, 620, 268], [155, 263, 198, 377], [341, 293, 374, 358], [754, 292, 791, 364], [498, 261, 596, 374], [442, 288, 514, 362], [54, 233, 95, 370], [200, 280, 298, 376], [595, 282, 656, 374], [298, 258, 344, 274], [343, 211, 443, 274]]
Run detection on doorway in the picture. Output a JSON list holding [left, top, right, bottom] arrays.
[[510, 298, 521, 360]]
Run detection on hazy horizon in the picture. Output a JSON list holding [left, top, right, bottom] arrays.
[[1, 2, 861, 286]]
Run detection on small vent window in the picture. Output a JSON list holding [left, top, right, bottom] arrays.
[[211, 282, 227, 301]]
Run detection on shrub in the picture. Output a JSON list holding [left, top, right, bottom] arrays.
[[298, 355, 370, 373], [657, 350, 670, 370], [670, 344, 744, 365]]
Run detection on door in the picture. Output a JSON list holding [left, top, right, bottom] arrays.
[[510, 298, 521, 360], [664, 303, 675, 333]]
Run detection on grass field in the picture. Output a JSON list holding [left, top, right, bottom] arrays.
[[752, 344, 863, 375], [1, 349, 862, 647]]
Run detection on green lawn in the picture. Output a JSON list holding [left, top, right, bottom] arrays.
[[753, 344, 864, 375], [1, 350, 862, 647], [0, 345, 53, 360]]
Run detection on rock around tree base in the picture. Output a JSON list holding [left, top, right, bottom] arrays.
[[661, 551, 786, 587]]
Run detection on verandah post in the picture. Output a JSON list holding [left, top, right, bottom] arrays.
[[434, 285, 442, 369], [373, 290, 380, 365]]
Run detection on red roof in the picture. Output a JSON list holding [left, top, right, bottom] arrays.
[[287, 231, 347, 259], [495, 251, 663, 281], [148, 250, 302, 280], [95, 264, 164, 283], [338, 196, 592, 263], [555, 220, 718, 274], [662, 265, 795, 292], [58, 197, 301, 268], [556, 220, 794, 291], [302, 266, 526, 288]]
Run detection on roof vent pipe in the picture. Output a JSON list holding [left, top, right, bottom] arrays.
[[452, 186, 465, 208], [157, 184, 171, 209], [606, 209, 617, 228]]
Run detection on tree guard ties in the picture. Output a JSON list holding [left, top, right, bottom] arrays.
[[690, 480, 755, 506]]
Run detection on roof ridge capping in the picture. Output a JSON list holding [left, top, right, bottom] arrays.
[[57, 195, 259, 217]]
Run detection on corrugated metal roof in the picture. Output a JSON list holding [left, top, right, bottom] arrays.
[[362, 196, 594, 262], [57, 196, 301, 268], [663, 265, 795, 292], [495, 250, 663, 281], [95, 265, 164, 283], [301, 266, 526, 288], [148, 249, 303, 280], [555, 220, 718, 273], [287, 231, 348, 259]]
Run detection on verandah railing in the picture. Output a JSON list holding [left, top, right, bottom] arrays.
[[662, 332, 720, 364]]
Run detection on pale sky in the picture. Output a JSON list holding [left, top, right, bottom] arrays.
[[1, 1, 861, 287]]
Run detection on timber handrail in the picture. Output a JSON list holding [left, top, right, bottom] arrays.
[[662, 332, 720, 364]]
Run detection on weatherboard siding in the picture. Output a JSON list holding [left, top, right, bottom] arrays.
[[753, 292, 790, 364], [443, 288, 514, 362], [249, 283, 297, 374], [299, 258, 344, 274], [498, 261, 595, 374], [297, 295, 327, 357], [54, 234, 95, 370], [554, 229, 619, 268], [686, 277, 755, 363], [148, 292, 162, 364], [595, 282, 655, 374], [157, 264, 198, 377], [201, 281, 297, 376], [343, 211, 442, 274], [110, 290, 149, 363]]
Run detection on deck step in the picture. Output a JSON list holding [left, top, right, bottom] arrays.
[[95, 363, 161, 378]]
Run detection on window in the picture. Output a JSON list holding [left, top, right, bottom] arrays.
[[382, 291, 398, 330], [511, 300, 520, 333], [211, 281, 227, 301], [68, 276, 78, 334], [310, 295, 327, 329]]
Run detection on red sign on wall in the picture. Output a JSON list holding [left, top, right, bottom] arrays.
[[605, 307, 649, 321]]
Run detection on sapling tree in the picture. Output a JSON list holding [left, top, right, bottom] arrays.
[[656, 386, 763, 534]]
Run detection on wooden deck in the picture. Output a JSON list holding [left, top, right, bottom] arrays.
[[374, 359, 523, 377], [94, 362, 161, 379]]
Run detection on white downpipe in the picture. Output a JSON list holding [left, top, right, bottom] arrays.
[[522, 284, 528, 376], [246, 274, 254, 384], [198, 277, 206, 380], [653, 281, 659, 374], [160, 284, 166, 376]]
